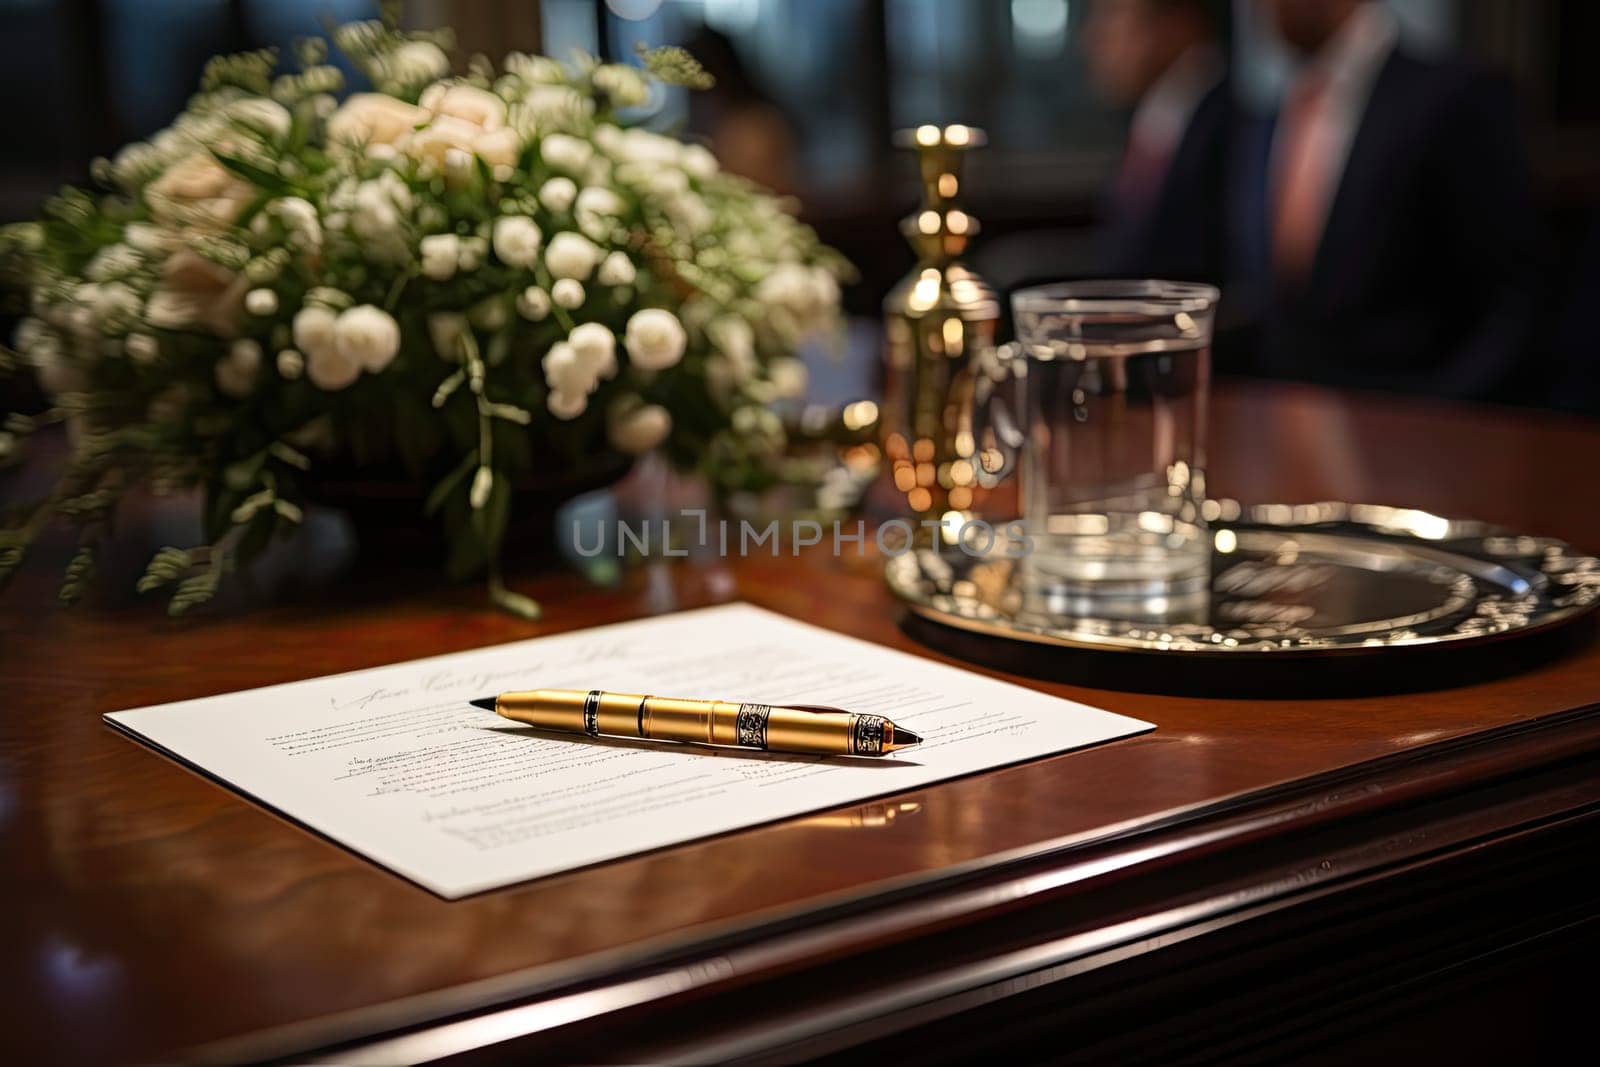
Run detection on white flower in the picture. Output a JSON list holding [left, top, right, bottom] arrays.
[[458, 236, 487, 271], [389, 41, 450, 85], [645, 167, 688, 197], [568, 322, 617, 379], [584, 156, 613, 188], [707, 315, 755, 370], [146, 250, 248, 337], [575, 186, 625, 239], [551, 278, 585, 308], [292, 306, 338, 360], [14, 316, 46, 354], [667, 192, 714, 235], [611, 126, 682, 167], [521, 84, 591, 127], [593, 64, 650, 108], [516, 286, 551, 321], [473, 126, 522, 171], [808, 266, 841, 310], [419, 83, 506, 131], [272, 197, 321, 252], [334, 305, 401, 373], [543, 231, 601, 280], [624, 308, 687, 371], [428, 312, 469, 362], [755, 262, 811, 309], [608, 401, 672, 454], [419, 233, 460, 280], [125, 333, 159, 364], [146, 153, 252, 232], [769, 356, 809, 399], [327, 93, 428, 148], [506, 53, 566, 84], [306, 345, 360, 391], [351, 177, 407, 248], [680, 143, 718, 179], [277, 348, 304, 379], [215, 339, 262, 397], [542, 341, 592, 396], [547, 389, 588, 420], [92, 282, 141, 334], [86, 243, 141, 282], [597, 251, 636, 286], [491, 215, 542, 268], [540, 132, 592, 173], [245, 288, 278, 316], [227, 97, 292, 139], [538, 176, 577, 213], [407, 116, 515, 175], [123, 223, 170, 254]]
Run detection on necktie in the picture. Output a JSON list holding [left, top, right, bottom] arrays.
[[1115, 130, 1168, 224], [1272, 71, 1333, 280]]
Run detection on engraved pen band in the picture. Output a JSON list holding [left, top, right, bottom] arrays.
[[470, 689, 922, 757]]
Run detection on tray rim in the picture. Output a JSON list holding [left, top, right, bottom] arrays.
[[889, 501, 1600, 658]]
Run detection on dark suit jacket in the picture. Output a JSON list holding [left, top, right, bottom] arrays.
[[1239, 49, 1541, 400], [1102, 79, 1232, 287]]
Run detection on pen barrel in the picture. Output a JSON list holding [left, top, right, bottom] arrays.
[[765, 707, 858, 755], [642, 696, 744, 746], [497, 689, 651, 737], [496, 691, 895, 756]]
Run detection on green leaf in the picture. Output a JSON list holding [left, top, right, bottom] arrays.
[[169, 568, 220, 616], [224, 451, 267, 491], [268, 441, 311, 470], [137, 546, 193, 593], [634, 43, 715, 90], [58, 544, 96, 605], [231, 487, 275, 524], [489, 581, 542, 620], [485, 402, 532, 425], [470, 469, 510, 552], [424, 449, 478, 517], [211, 151, 290, 195], [431, 369, 466, 408]]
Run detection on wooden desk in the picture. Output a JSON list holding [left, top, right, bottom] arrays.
[[3, 382, 1599, 1064]]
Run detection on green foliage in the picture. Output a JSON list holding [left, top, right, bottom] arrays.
[[634, 43, 715, 90], [58, 544, 96, 605]]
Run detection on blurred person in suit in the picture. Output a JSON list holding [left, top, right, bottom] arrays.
[[682, 27, 799, 197], [1230, 0, 1540, 400], [1085, 0, 1230, 283]]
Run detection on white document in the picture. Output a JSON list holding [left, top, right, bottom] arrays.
[[106, 604, 1153, 898]]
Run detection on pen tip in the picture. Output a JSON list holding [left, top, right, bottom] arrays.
[[892, 727, 923, 749], [468, 696, 498, 712]]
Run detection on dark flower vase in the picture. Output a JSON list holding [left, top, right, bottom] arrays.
[[301, 452, 632, 570]]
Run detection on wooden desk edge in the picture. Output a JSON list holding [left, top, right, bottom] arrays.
[[192, 701, 1600, 1065]]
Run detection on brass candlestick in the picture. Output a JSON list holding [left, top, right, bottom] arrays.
[[882, 124, 1000, 539]]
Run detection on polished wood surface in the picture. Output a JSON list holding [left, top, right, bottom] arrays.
[[2, 381, 1599, 1064]]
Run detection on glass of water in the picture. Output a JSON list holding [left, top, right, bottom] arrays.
[[1005, 280, 1218, 616]]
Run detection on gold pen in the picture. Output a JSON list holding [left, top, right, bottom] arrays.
[[469, 689, 922, 757]]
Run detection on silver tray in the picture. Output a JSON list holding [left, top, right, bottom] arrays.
[[887, 502, 1600, 657]]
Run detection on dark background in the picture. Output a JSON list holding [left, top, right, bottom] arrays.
[[2, 0, 1597, 410]]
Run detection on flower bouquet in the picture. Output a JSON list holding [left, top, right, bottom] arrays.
[[0, 16, 849, 616]]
